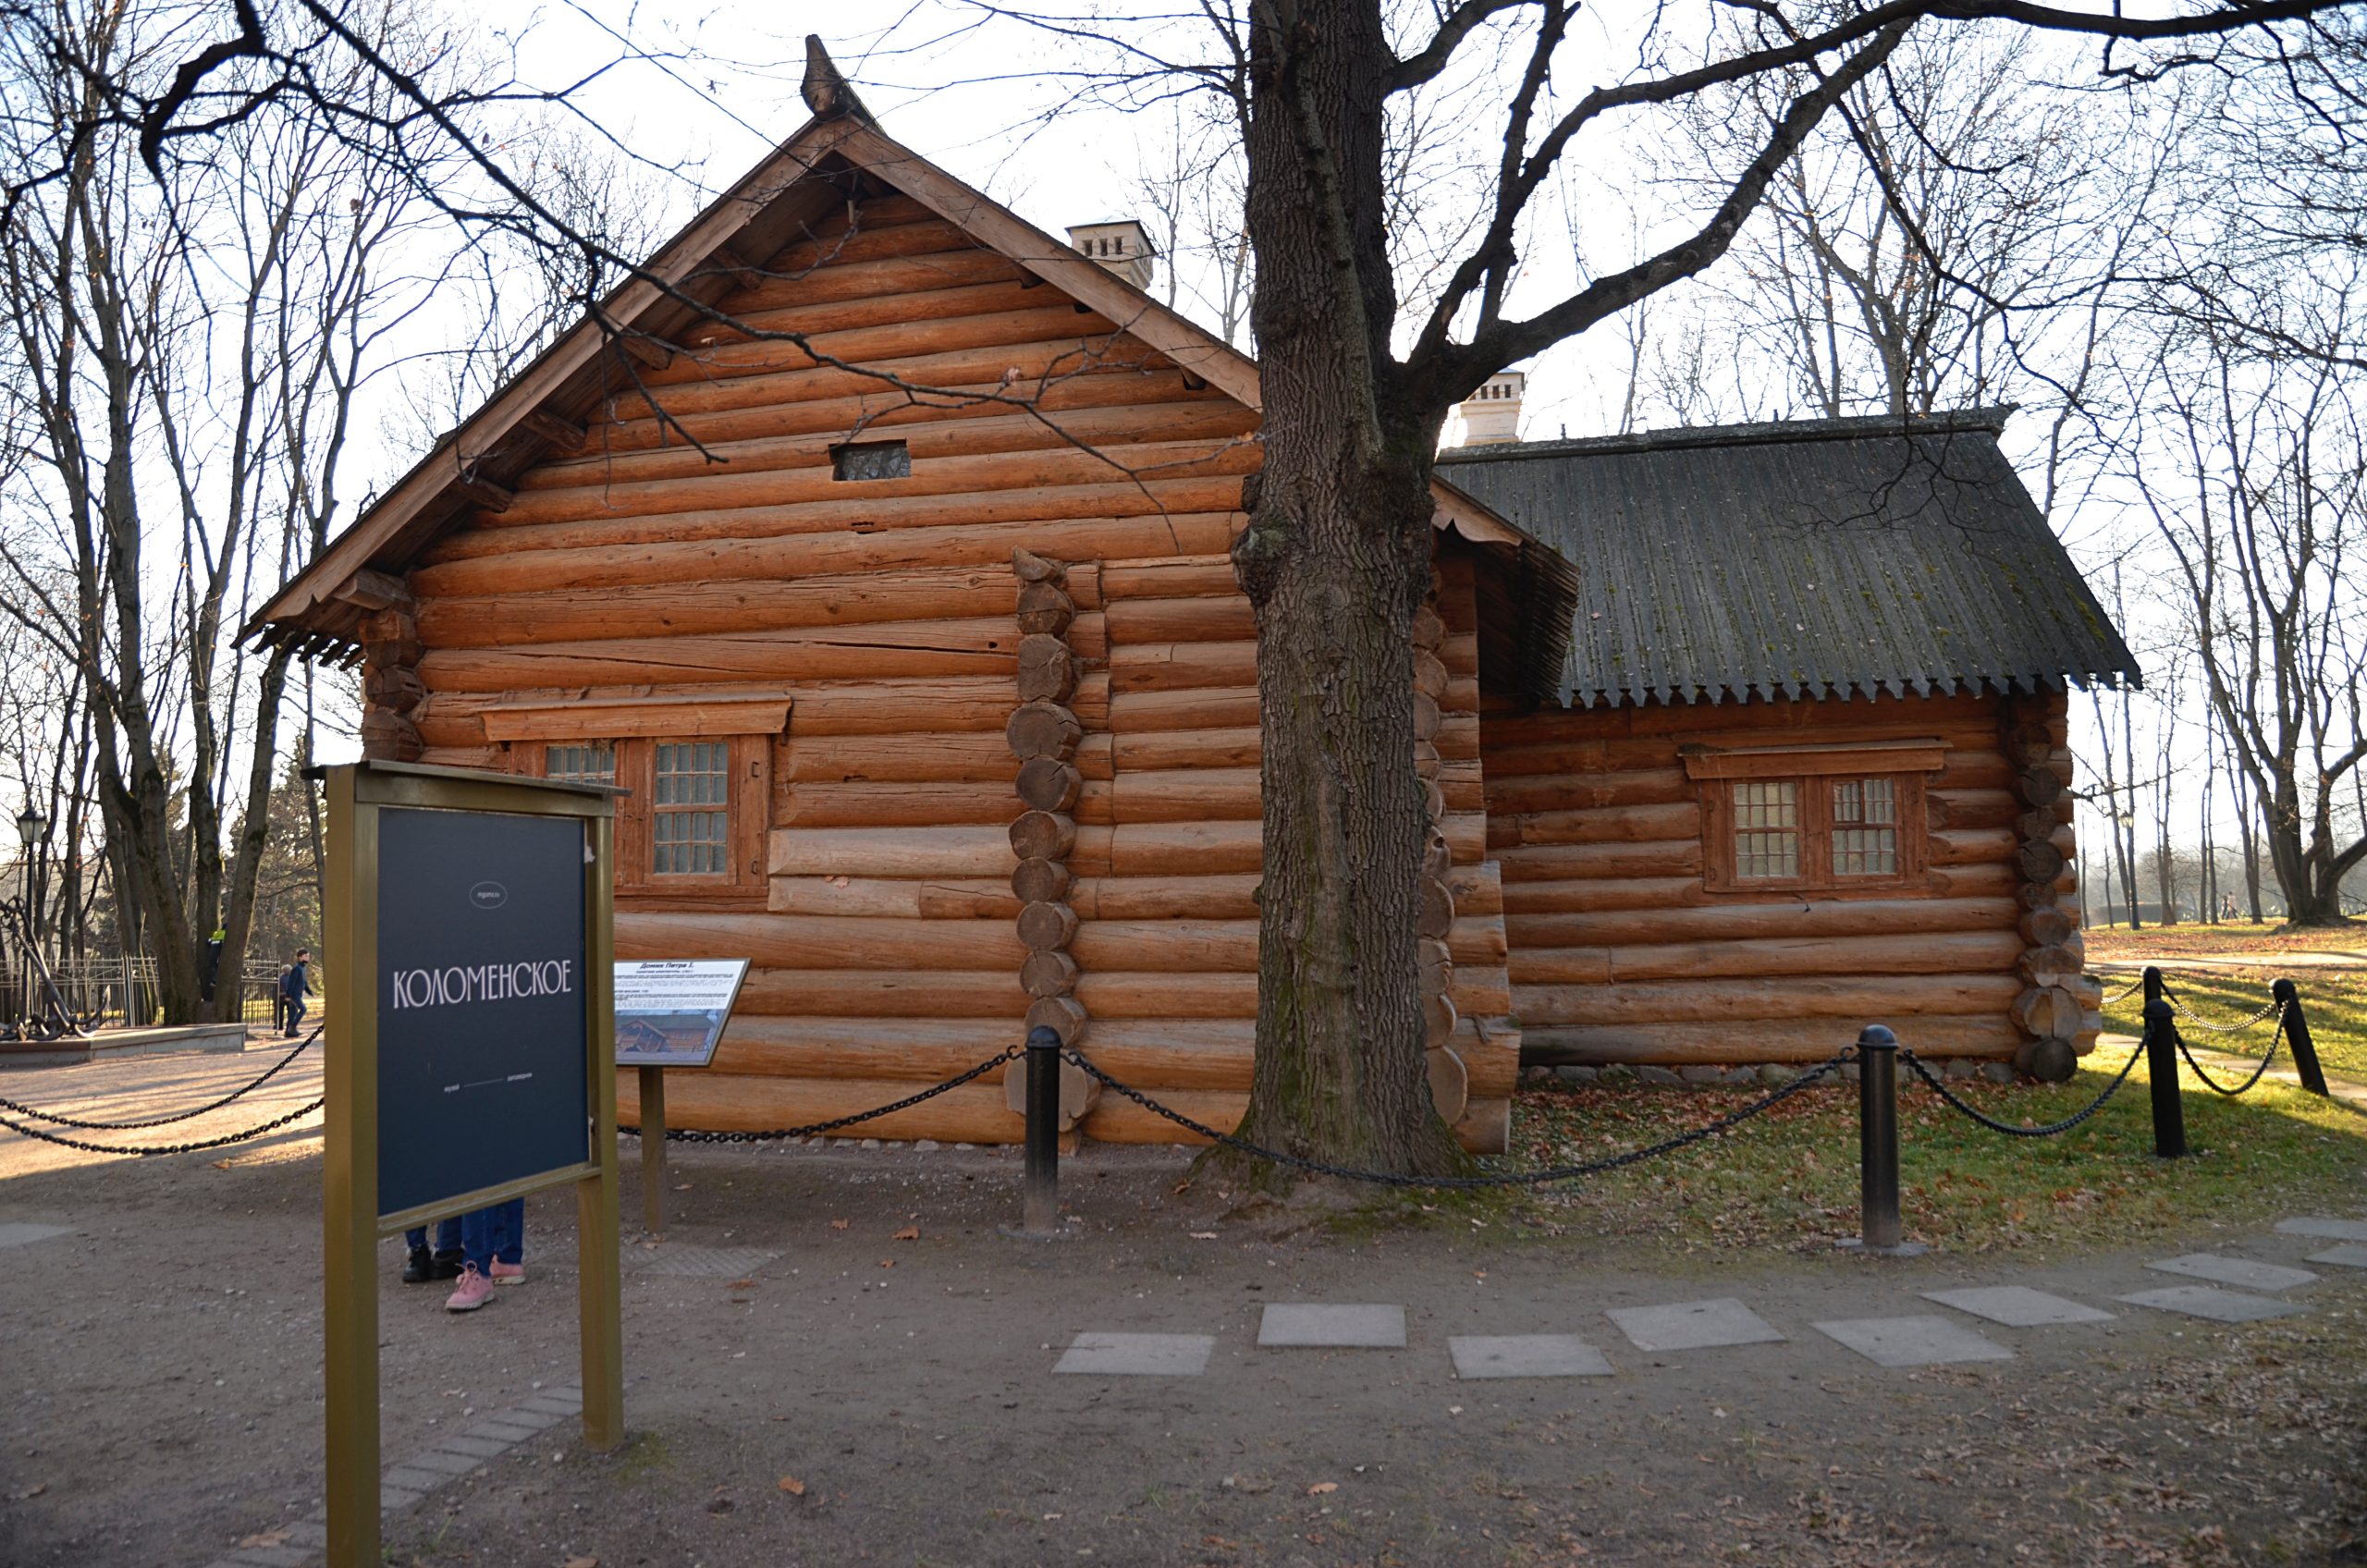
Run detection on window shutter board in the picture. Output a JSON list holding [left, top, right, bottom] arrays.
[[1681, 739, 1949, 780], [482, 695, 791, 741]]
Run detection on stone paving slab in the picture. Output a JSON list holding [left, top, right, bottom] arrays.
[[436, 1434, 512, 1459], [2118, 1285, 2310, 1323], [2306, 1243, 2367, 1269], [0, 1221, 73, 1249], [2145, 1254, 2319, 1292], [1257, 1304, 1406, 1348], [1815, 1315, 2013, 1368], [1607, 1297, 1784, 1354], [2277, 1217, 2367, 1242], [1449, 1335, 1614, 1379], [1053, 1332, 1217, 1376], [628, 1244, 779, 1278], [1922, 1285, 2116, 1327], [400, 1449, 484, 1476]]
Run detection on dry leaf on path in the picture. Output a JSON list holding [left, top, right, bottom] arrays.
[[892, 1225, 920, 1241], [728, 1279, 754, 1288], [779, 1476, 806, 1496], [237, 1531, 288, 1548], [877, 1257, 896, 1268], [828, 1219, 849, 1231], [1307, 1482, 1338, 1495]]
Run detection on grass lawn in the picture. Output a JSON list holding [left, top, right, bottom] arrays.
[[1450, 1041, 2367, 1256], [2086, 920, 2367, 961], [2095, 965, 2367, 1083]]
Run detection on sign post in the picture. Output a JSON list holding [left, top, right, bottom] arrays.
[[321, 762, 624, 1567], [614, 958, 747, 1234]]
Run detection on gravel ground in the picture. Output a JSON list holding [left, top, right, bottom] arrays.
[[1, 1045, 2362, 1568]]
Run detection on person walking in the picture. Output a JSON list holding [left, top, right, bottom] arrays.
[[445, 1198, 526, 1312], [278, 949, 313, 1037]]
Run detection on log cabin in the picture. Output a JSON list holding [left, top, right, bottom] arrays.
[[1438, 412, 2138, 1083], [249, 88, 2137, 1152]]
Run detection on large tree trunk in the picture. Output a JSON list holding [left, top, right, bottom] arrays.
[[1219, 0, 1463, 1177]]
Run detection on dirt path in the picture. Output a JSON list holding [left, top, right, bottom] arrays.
[[2, 1049, 2363, 1568]]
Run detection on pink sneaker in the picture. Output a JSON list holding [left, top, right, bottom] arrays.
[[489, 1259, 525, 1288], [445, 1265, 497, 1312]]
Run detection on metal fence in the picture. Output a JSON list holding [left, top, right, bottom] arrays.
[[1, 955, 288, 1031]]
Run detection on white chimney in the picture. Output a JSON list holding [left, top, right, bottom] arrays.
[[1067, 220, 1156, 291], [1453, 371, 1526, 446]]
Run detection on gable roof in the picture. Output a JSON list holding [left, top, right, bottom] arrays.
[[1433, 410, 2140, 708], [247, 112, 1551, 665]]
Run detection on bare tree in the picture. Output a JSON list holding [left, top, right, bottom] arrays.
[[2132, 304, 2367, 926], [0, 1, 448, 1020]]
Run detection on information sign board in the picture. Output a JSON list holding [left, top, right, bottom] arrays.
[[614, 959, 748, 1069], [377, 807, 592, 1217]]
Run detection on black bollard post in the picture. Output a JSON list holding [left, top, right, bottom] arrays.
[[1022, 1024, 1061, 1234], [1858, 1024, 1901, 1248], [2274, 979, 2331, 1097], [1841, 1025, 1923, 1256], [2141, 966, 2186, 1158]]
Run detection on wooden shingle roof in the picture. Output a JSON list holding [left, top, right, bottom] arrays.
[[1434, 410, 2140, 708]]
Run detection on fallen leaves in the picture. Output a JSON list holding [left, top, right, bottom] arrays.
[[892, 1225, 920, 1241], [237, 1530, 288, 1548], [828, 1219, 849, 1231], [778, 1476, 806, 1496], [1306, 1481, 1338, 1495], [878, 1257, 896, 1268]]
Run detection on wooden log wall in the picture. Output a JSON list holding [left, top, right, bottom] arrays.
[[1482, 688, 2087, 1071], [355, 576, 425, 763], [396, 191, 1257, 1140]]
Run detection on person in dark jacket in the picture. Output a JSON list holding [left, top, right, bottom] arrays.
[[278, 949, 313, 1037]]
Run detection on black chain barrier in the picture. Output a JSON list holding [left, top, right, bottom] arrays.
[[1900, 1043, 2140, 1138], [2173, 1014, 2285, 1097], [2162, 988, 2284, 1035], [0, 1093, 325, 1157], [2095, 974, 2146, 1007], [617, 1046, 1023, 1143], [0, 1026, 321, 1131], [1061, 1045, 1856, 1188]]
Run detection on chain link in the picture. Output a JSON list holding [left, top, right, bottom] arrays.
[[618, 1047, 1022, 1143], [0, 1094, 325, 1157], [2173, 1020, 2284, 1096], [2163, 988, 2285, 1035], [1900, 1045, 2140, 1138], [1061, 1046, 1854, 1188], [0, 1027, 320, 1130], [2094, 974, 2146, 1007]]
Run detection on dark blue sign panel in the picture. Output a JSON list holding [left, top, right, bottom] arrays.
[[376, 808, 591, 1218]]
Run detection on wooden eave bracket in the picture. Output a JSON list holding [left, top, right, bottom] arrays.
[[1681, 737, 1953, 780], [331, 568, 413, 614]]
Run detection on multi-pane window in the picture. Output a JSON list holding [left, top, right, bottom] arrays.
[[1699, 766, 1925, 893], [1732, 781, 1800, 880], [1829, 778, 1898, 876], [528, 735, 763, 899], [545, 743, 616, 787], [830, 439, 911, 482], [652, 741, 730, 876]]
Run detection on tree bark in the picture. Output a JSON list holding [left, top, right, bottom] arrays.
[[1217, 0, 1465, 1179]]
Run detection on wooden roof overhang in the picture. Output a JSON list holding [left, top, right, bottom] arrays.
[[246, 109, 1572, 704]]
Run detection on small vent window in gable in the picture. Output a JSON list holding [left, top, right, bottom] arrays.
[[831, 440, 911, 482]]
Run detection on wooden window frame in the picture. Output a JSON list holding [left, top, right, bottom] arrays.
[[511, 733, 771, 908], [1685, 741, 1944, 898]]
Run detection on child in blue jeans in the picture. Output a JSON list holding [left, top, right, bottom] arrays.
[[401, 1217, 462, 1283], [445, 1198, 525, 1312]]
